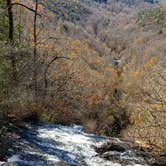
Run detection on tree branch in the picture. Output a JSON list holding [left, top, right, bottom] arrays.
[[11, 3, 41, 16], [44, 56, 71, 93]]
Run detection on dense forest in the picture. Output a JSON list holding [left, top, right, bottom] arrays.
[[0, 0, 166, 165]]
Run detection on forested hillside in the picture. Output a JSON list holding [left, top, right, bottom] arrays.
[[0, 0, 166, 163]]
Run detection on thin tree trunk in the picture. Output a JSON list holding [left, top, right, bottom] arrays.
[[18, 6, 22, 42], [33, 0, 38, 98], [7, 0, 13, 42], [6, 0, 17, 82]]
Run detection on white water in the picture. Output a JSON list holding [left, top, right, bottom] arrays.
[[37, 124, 121, 166], [2, 124, 147, 166]]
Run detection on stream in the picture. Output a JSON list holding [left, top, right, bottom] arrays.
[[0, 124, 148, 166]]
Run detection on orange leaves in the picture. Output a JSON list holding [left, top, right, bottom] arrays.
[[104, 65, 120, 88], [87, 93, 102, 106], [89, 57, 102, 65], [69, 40, 81, 58], [69, 39, 90, 59], [105, 65, 117, 76]]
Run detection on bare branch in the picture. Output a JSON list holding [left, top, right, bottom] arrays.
[[11, 3, 41, 17], [44, 56, 71, 94]]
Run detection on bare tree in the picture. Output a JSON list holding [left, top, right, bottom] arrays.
[[44, 56, 71, 95], [6, 0, 41, 98]]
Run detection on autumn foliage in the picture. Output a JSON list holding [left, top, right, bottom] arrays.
[[0, 0, 166, 153]]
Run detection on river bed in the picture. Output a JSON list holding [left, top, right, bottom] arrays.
[[0, 124, 148, 166]]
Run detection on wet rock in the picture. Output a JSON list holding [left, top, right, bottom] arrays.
[[96, 137, 166, 166], [1, 162, 19, 166], [151, 153, 166, 166], [135, 150, 151, 158], [101, 151, 122, 160], [96, 138, 135, 154], [55, 162, 71, 166], [95, 138, 148, 165], [101, 151, 147, 165]]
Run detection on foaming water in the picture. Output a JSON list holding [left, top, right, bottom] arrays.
[[3, 124, 147, 166]]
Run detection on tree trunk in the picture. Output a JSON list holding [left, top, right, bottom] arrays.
[[6, 0, 13, 42], [6, 0, 17, 82], [33, 0, 38, 98]]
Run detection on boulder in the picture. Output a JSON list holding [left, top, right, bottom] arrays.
[[95, 138, 149, 165], [96, 138, 135, 154]]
